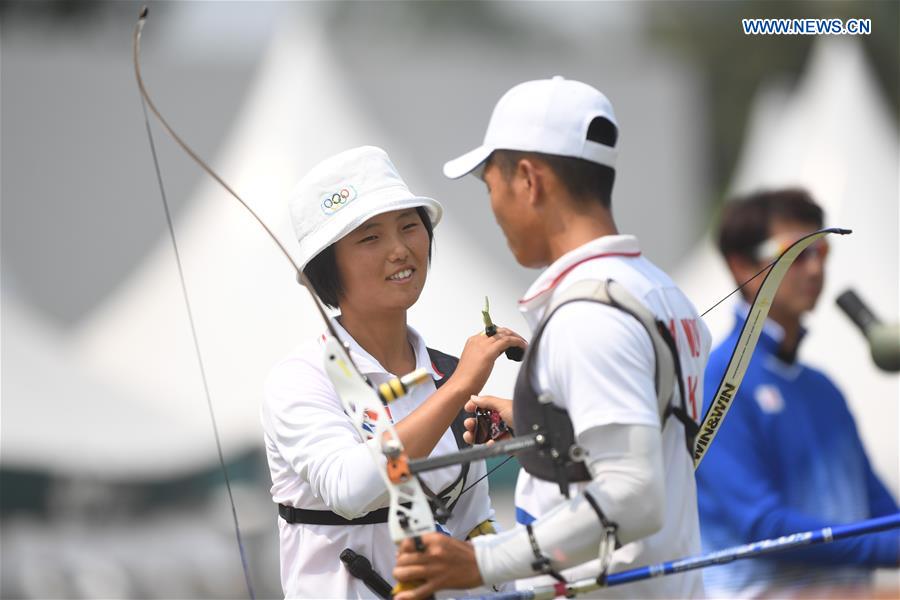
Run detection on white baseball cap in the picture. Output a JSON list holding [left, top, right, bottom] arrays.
[[443, 76, 618, 179], [289, 146, 443, 271]]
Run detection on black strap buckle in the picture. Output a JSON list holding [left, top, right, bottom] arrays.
[[526, 523, 566, 584], [583, 492, 619, 586]]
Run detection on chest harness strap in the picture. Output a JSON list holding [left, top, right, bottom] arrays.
[[513, 279, 698, 501]]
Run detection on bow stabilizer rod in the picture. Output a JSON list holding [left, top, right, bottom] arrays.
[[459, 512, 900, 599]]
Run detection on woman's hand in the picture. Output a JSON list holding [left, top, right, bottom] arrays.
[[449, 327, 527, 397], [463, 395, 514, 445]]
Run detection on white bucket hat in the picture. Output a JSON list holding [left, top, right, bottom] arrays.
[[443, 76, 618, 179], [289, 146, 443, 271]]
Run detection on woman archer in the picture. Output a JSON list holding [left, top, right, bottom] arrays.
[[261, 146, 525, 598]]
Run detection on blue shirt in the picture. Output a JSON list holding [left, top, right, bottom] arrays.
[[696, 313, 899, 596]]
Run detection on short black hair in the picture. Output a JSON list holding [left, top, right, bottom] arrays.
[[303, 206, 434, 309], [717, 188, 824, 261], [488, 116, 618, 208]]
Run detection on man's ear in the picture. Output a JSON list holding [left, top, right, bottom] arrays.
[[515, 158, 543, 207]]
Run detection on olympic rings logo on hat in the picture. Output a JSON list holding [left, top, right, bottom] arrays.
[[320, 185, 358, 216]]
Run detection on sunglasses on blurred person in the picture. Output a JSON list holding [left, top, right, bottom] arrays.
[[753, 236, 829, 265]]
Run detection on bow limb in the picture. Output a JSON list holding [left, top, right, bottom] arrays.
[[132, 7, 340, 336], [692, 227, 851, 468], [133, 7, 437, 593]]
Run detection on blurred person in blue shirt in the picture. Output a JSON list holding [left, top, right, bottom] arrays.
[[696, 189, 899, 598]]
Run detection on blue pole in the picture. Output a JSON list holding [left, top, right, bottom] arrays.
[[459, 513, 900, 600]]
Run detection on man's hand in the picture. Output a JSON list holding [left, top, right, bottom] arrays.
[[463, 395, 514, 445], [393, 533, 483, 600]]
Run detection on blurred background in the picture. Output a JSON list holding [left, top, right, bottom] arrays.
[[1, 1, 897, 598]]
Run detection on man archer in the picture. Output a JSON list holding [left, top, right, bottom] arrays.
[[393, 77, 711, 599]]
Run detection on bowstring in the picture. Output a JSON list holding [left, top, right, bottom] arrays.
[[699, 260, 775, 318], [137, 95, 256, 599], [459, 455, 515, 498]]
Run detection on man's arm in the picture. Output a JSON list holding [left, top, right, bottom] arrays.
[[393, 422, 665, 599], [470, 302, 667, 582], [473, 422, 665, 583]]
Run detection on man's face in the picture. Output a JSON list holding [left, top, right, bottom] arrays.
[[482, 161, 547, 268], [756, 219, 828, 321]]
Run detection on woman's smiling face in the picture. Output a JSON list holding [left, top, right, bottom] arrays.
[[333, 208, 431, 314]]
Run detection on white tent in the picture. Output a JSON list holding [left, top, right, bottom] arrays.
[[55, 15, 527, 476], [674, 38, 899, 495], [1, 293, 218, 477]]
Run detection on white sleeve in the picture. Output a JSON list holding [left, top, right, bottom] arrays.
[[542, 302, 660, 433], [262, 356, 389, 519], [472, 423, 665, 586]]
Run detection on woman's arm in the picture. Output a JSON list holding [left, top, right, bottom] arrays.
[[392, 327, 526, 459], [263, 327, 526, 518]]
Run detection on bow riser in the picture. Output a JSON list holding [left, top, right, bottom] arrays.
[[322, 336, 436, 542]]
